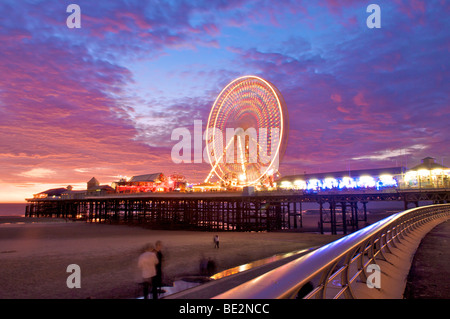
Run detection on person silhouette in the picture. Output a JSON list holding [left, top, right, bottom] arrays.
[[213, 235, 219, 249], [137, 243, 159, 299]]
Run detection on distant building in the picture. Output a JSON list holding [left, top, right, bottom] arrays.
[[404, 157, 450, 188], [86, 177, 115, 195], [191, 182, 225, 192], [409, 157, 448, 171], [277, 156, 450, 191], [114, 173, 189, 193], [87, 177, 99, 190], [115, 173, 166, 193], [277, 167, 404, 191], [33, 187, 71, 199]]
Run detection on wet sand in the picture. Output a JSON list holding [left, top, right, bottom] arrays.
[[0, 211, 394, 299]]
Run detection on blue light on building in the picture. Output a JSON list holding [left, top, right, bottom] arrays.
[[277, 167, 403, 192]]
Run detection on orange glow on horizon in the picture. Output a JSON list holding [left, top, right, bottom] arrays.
[[0, 182, 90, 203]]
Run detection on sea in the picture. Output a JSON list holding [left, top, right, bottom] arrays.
[[0, 203, 28, 217]]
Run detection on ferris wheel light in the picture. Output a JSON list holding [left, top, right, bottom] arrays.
[[205, 75, 288, 187]]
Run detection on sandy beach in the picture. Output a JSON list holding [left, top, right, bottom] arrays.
[[0, 211, 394, 299]]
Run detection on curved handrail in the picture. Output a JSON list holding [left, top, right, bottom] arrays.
[[213, 204, 450, 299]]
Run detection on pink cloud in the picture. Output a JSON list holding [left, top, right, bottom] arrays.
[[352, 92, 369, 107], [395, 0, 426, 17], [202, 23, 220, 36], [330, 93, 342, 103], [0, 36, 179, 189], [337, 106, 350, 114]]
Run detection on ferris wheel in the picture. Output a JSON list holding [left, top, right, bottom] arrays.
[[205, 75, 289, 187]]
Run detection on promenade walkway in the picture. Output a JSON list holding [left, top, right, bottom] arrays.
[[404, 219, 450, 299]]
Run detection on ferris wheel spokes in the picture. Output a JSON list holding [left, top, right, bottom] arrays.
[[204, 75, 288, 187], [204, 133, 236, 183], [237, 135, 247, 181]]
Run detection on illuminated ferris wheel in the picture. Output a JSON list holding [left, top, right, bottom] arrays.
[[205, 75, 289, 187]]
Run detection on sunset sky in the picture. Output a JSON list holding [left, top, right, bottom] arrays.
[[0, 0, 449, 202]]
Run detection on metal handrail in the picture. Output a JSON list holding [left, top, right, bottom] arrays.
[[213, 204, 450, 299]]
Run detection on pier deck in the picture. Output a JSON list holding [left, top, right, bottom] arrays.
[[25, 189, 450, 234]]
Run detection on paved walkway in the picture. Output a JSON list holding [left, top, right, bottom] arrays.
[[404, 219, 450, 299]]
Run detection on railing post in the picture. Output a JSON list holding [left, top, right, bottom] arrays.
[[358, 239, 371, 283], [318, 260, 339, 299]]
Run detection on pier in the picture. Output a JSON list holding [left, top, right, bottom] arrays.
[[25, 188, 450, 234]]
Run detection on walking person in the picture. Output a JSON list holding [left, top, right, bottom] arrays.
[[137, 243, 159, 299], [213, 234, 219, 249], [154, 240, 165, 295]]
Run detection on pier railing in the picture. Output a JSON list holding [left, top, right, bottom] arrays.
[[213, 204, 450, 299]]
